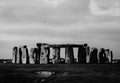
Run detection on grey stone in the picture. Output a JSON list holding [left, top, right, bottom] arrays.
[[65, 46, 74, 63], [29, 48, 35, 64], [52, 47, 60, 64], [12, 47, 18, 63], [21, 46, 29, 64], [78, 45, 87, 63], [89, 48, 98, 64], [99, 48, 106, 64], [40, 44, 50, 64]]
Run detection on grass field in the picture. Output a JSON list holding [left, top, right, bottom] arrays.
[[0, 63, 120, 83]]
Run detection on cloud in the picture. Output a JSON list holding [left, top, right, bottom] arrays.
[[42, 0, 67, 7], [0, 0, 89, 25], [89, 0, 120, 16], [0, 0, 120, 59], [1, 21, 120, 44]]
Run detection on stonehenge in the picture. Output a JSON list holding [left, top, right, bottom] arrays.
[[12, 47, 18, 63], [19, 47, 22, 64], [65, 46, 74, 63], [12, 43, 113, 64], [21, 46, 29, 64], [52, 47, 60, 64], [105, 49, 113, 63], [99, 48, 107, 64], [33, 48, 39, 64], [29, 48, 35, 64], [89, 48, 98, 64], [78, 45, 87, 63], [40, 44, 50, 64], [12, 46, 29, 64]]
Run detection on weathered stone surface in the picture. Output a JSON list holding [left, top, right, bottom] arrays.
[[16, 47, 20, 64], [12, 43, 113, 64], [78, 45, 87, 63], [40, 44, 50, 64], [21, 47, 26, 64], [86, 46, 90, 63], [65, 47, 74, 63], [90, 48, 98, 64], [21, 46, 29, 64], [111, 51, 113, 63], [99, 48, 107, 64], [29, 48, 35, 64], [105, 49, 110, 63], [12, 47, 18, 63], [36, 44, 41, 64], [33, 48, 39, 64], [19, 48, 22, 64], [105, 49, 113, 63], [86, 46, 90, 55], [52, 47, 60, 64]]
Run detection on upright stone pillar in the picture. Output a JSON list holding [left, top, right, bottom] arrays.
[[21, 45, 29, 64], [26, 46, 29, 64], [40, 44, 50, 64], [78, 45, 87, 63], [16, 47, 21, 64], [19, 47, 22, 64], [105, 49, 111, 63], [86, 46, 90, 56], [29, 48, 35, 64], [21, 46, 26, 64], [111, 51, 113, 63], [12, 47, 18, 63], [52, 47, 60, 64], [36, 44, 41, 64], [89, 48, 98, 64], [99, 48, 106, 64], [65, 46, 74, 63], [86, 46, 90, 63], [33, 48, 39, 64]]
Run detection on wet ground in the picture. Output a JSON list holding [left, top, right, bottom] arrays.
[[0, 63, 120, 83]]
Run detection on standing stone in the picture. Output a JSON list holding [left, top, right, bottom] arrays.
[[12, 47, 18, 63], [78, 45, 86, 63], [111, 51, 113, 63], [86, 46, 90, 55], [16, 47, 20, 64], [19, 48, 22, 64], [86, 46, 90, 63], [40, 44, 50, 64], [21, 46, 29, 64], [99, 48, 106, 64], [105, 49, 111, 63], [89, 48, 98, 64], [105, 49, 113, 63], [36, 44, 41, 64], [52, 47, 60, 64], [29, 48, 35, 64], [21, 46, 26, 64], [33, 48, 39, 64], [26, 46, 29, 64], [65, 46, 74, 63]]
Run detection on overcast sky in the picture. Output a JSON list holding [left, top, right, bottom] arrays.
[[0, 0, 120, 59]]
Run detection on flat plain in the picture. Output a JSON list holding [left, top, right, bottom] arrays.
[[0, 63, 120, 83]]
